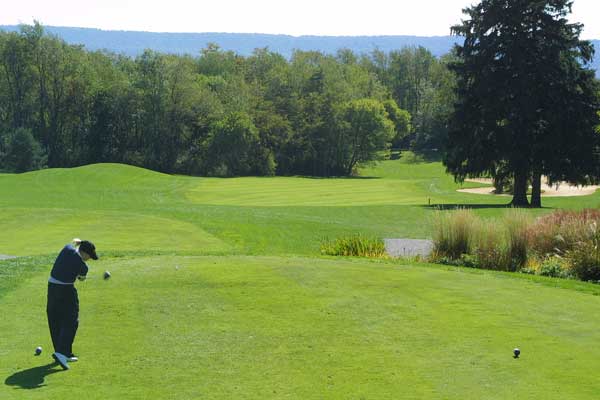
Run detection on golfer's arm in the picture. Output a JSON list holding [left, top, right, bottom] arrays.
[[77, 261, 89, 281]]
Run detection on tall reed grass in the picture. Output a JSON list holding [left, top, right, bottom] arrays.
[[432, 208, 600, 282], [432, 209, 530, 271], [470, 218, 508, 270], [565, 221, 600, 282], [504, 209, 531, 271], [527, 209, 600, 256], [432, 209, 476, 260]]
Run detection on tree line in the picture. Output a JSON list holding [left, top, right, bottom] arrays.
[[0, 23, 454, 176]]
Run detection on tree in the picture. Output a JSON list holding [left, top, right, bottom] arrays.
[[86, 51, 137, 164], [411, 54, 457, 152], [205, 112, 274, 176], [2, 127, 46, 172], [360, 47, 455, 154], [0, 30, 36, 131], [445, 0, 600, 207], [285, 50, 390, 176], [339, 99, 395, 175], [134, 50, 170, 171], [382, 99, 411, 148]]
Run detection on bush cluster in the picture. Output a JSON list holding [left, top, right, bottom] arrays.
[[320, 235, 387, 258], [431, 209, 600, 283]]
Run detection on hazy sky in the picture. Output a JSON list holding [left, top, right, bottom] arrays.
[[2, 0, 599, 38]]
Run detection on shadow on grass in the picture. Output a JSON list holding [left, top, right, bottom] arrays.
[[421, 203, 555, 210], [298, 175, 381, 180], [5, 363, 62, 389], [211, 174, 382, 180]]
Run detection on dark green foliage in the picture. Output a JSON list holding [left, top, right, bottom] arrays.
[[0, 23, 461, 177], [445, 0, 600, 207], [339, 99, 395, 174], [383, 99, 411, 148], [538, 257, 571, 278], [205, 112, 275, 176], [1, 128, 46, 172], [360, 47, 456, 151]]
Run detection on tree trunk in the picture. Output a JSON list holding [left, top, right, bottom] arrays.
[[530, 171, 542, 208], [511, 169, 530, 207]]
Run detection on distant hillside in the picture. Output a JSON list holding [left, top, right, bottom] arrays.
[[0, 25, 457, 58], [0, 25, 598, 75]]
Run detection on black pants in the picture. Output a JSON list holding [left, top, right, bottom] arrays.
[[47, 283, 79, 356]]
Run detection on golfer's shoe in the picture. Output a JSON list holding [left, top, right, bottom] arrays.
[[67, 354, 78, 362], [52, 352, 70, 370]]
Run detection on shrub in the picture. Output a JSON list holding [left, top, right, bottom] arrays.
[[565, 222, 600, 282], [2, 128, 47, 172], [528, 209, 600, 257], [320, 234, 387, 258], [431, 208, 600, 283], [538, 256, 571, 278], [432, 209, 477, 260]]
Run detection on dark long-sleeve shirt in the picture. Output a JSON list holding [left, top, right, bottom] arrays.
[[49, 244, 89, 284]]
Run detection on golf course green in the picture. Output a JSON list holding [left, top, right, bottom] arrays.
[[2, 156, 600, 399]]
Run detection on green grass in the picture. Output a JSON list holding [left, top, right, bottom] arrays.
[[2, 256, 600, 399], [2, 156, 600, 399]]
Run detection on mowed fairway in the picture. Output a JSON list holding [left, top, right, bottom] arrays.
[[2, 157, 600, 399]]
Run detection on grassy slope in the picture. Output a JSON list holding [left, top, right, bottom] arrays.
[[1, 158, 600, 399], [1, 159, 599, 256]]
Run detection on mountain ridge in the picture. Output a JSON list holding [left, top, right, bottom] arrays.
[[0, 25, 469, 57], [1, 25, 598, 75]]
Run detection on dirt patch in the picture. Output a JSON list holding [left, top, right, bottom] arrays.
[[458, 178, 600, 197]]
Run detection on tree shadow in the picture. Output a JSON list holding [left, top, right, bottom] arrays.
[[298, 175, 381, 180], [421, 203, 555, 210], [5, 363, 62, 389]]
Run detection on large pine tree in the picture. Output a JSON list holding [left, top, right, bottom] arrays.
[[445, 0, 600, 207]]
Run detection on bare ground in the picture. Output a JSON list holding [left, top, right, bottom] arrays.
[[458, 178, 600, 197]]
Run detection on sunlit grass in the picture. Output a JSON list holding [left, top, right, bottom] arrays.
[[2, 157, 600, 398], [2, 255, 600, 399]]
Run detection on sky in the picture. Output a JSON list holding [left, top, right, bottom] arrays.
[[1, 0, 599, 38]]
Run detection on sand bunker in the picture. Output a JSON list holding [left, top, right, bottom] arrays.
[[458, 178, 600, 197]]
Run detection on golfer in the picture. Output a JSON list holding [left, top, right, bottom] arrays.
[[47, 238, 98, 370]]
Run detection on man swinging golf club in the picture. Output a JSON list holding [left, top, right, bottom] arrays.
[[47, 238, 98, 370]]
